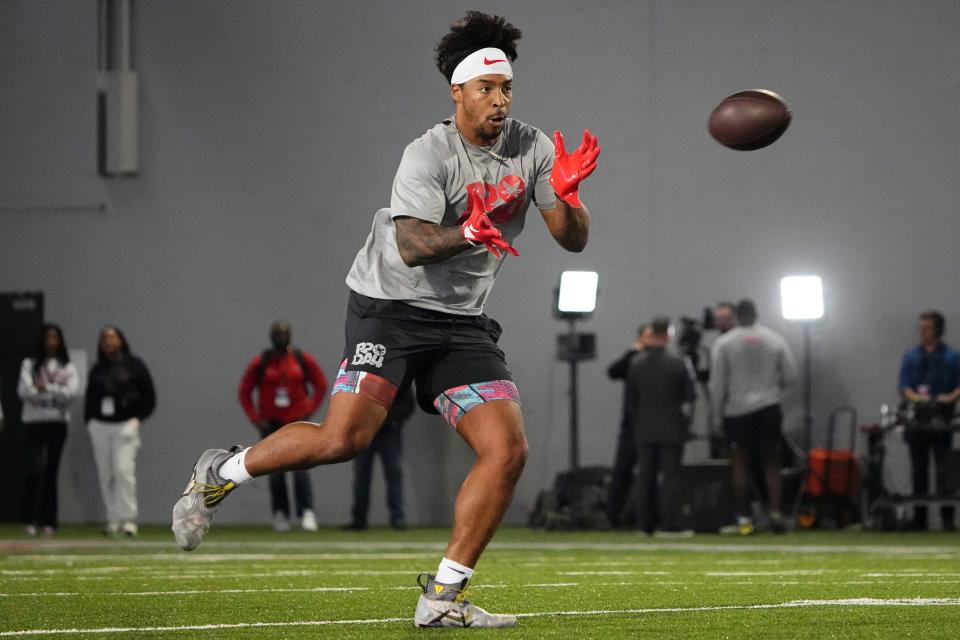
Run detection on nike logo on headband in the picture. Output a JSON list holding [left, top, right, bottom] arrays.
[[484, 57, 507, 65]]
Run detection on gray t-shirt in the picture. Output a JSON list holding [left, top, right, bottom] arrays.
[[709, 324, 798, 418], [345, 117, 556, 315]]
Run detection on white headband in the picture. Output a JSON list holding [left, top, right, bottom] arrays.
[[450, 47, 513, 85]]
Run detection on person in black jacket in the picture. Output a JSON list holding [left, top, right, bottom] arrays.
[[85, 326, 156, 537], [344, 388, 417, 530], [606, 324, 651, 527], [627, 317, 695, 535]]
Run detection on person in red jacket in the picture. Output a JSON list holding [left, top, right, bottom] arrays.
[[238, 321, 327, 531]]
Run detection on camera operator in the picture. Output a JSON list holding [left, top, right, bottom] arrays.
[[606, 324, 652, 527], [713, 302, 737, 335], [899, 310, 960, 531], [710, 299, 797, 535], [676, 303, 734, 459]]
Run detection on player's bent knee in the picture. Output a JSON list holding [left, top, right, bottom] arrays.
[[319, 429, 370, 463], [505, 441, 529, 479], [511, 438, 530, 470], [479, 435, 528, 480]]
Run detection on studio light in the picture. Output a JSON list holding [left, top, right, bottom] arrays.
[[780, 275, 824, 321], [556, 270, 599, 318]]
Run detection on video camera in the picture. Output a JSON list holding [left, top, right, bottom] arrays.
[[677, 307, 715, 383]]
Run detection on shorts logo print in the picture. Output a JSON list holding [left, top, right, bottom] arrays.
[[351, 342, 386, 368]]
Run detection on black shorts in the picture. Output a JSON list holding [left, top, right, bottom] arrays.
[[724, 404, 783, 455], [333, 291, 518, 423]]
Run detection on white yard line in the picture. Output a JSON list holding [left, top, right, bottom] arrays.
[[1, 598, 959, 637]]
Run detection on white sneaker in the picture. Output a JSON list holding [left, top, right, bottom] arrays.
[[414, 573, 517, 628], [273, 511, 291, 532], [301, 509, 318, 532], [171, 445, 243, 551], [25, 525, 38, 537], [121, 522, 138, 537]]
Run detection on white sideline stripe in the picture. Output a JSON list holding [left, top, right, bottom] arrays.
[[707, 570, 832, 576], [1, 568, 129, 576], [2, 598, 959, 636], [5, 540, 960, 556], [0, 582, 584, 598], [560, 571, 634, 576], [560, 570, 671, 576], [513, 598, 960, 618], [98, 569, 416, 578], [7, 552, 437, 562], [863, 571, 960, 578]]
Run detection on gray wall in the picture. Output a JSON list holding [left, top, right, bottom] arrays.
[[2, 0, 958, 525]]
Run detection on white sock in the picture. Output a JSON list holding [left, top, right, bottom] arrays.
[[218, 448, 253, 486], [435, 557, 474, 585]]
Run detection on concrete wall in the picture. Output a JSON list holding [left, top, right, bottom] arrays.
[[2, 0, 958, 526]]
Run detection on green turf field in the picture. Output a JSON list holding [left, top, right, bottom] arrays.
[[1, 526, 959, 638]]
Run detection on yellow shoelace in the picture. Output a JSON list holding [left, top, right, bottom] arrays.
[[453, 585, 472, 604], [192, 481, 235, 507]]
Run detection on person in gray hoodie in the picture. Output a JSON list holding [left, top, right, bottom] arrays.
[[710, 299, 797, 535]]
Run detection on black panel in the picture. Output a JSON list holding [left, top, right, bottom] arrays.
[[0, 292, 45, 522]]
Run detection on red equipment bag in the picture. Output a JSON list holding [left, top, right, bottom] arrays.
[[802, 449, 861, 498]]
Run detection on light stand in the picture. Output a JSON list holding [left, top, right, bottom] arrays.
[[802, 323, 813, 450], [781, 275, 824, 451], [566, 317, 582, 470], [555, 271, 599, 471]]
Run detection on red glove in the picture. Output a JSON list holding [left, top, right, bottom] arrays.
[[549, 129, 601, 208], [461, 185, 520, 258]]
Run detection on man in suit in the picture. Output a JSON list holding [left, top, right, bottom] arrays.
[[626, 317, 695, 535]]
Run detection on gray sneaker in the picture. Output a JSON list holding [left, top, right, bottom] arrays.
[[413, 573, 517, 628], [171, 446, 242, 551]]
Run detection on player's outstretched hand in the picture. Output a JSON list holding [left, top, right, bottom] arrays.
[[550, 129, 600, 208], [461, 186, 520, 258]]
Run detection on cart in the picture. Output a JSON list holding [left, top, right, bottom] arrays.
[[793, 406, 862, 528]]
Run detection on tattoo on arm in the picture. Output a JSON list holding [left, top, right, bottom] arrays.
[[394, 216, 472, 267]]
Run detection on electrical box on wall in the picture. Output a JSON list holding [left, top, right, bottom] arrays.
[[98, 70, 138, 176]]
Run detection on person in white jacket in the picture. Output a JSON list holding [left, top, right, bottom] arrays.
[[17, 323, 80, 536]]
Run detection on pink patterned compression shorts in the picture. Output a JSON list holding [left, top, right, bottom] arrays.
[[433, 380, 521, 428]]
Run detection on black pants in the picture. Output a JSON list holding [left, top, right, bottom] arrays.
[[20, 421, 67, 528], [263, 422, 313, 518], [634, 442, 684, 532], [908, 431, 954, 528], [351, 425, 404, 525], [607, 425, 637, 526]]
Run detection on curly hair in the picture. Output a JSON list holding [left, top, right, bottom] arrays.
[[435, 11, 522, 83]]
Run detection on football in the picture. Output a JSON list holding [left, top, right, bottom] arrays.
[[708, 89, 791, 151]]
